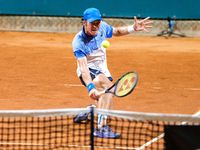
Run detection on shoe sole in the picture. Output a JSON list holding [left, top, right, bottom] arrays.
[[94, 132, 121, 139]]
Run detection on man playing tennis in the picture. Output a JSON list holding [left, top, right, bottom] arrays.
[[72, 8, 153, 139]]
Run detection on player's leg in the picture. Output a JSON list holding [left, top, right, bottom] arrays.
[[73, 70, 120, 138], [92, 74, 121, 139], [73, 72, 97, 123], [93, 74, 113, 108], [93, 73, 113, 124], [73, 74, 112, 124], [73, 71, 106, 124]]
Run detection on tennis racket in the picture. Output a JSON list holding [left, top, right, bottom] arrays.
[[98, 71, 138, 97]]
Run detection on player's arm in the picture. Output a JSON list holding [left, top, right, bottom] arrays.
[[113, 16, 153, 36], [77, 57, 100, 100], [77, 57, 92, 85]]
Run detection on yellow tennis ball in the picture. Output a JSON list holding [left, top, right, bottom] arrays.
[[102, 40, 110, 48]]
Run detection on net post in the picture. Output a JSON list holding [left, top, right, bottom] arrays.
[[90, 107, 94, 150]]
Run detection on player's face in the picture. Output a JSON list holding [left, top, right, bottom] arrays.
[[84, 20, 101, 36]]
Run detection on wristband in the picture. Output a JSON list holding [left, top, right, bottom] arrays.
[[127, 25, 135, 33], [87, 83, 96, 92]]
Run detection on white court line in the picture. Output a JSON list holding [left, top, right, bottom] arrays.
[[0, 143, 138, 149], [136, 111, 200, 150], [68, 145, 138, 149], [153, 87, 200, 91], [0, 143, 49, 146], [63, 84, 84, 87], [183, 88, 200, 91], [63, 84, 200, 91]]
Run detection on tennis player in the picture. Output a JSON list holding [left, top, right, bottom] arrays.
[[72, 8, 153, 139]]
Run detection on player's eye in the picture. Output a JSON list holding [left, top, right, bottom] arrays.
[[92, 21, 100, 26]]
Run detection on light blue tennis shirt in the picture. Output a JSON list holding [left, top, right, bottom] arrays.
[[72, 21, 113, 78]]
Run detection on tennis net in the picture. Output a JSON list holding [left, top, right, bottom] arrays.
[[0, 108, 199, 150]]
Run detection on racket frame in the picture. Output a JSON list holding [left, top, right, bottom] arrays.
[[114, 71, 138, 97], [98, 71, 138, 97]]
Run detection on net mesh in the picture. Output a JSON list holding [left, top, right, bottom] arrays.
[[0, 108, 199, 150]]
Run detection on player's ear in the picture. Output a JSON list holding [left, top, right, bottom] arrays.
[[83, 20, 87, 26]]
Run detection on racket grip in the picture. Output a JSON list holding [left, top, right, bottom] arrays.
[[97, 90, 106, 96]]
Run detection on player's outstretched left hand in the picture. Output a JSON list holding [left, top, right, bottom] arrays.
[[134, 16, 153, 33]]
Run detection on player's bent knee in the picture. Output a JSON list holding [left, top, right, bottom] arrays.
[[96, 74, 113, 87]]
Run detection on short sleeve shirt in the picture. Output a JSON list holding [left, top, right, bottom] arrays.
[[72, 21, 113, 77]]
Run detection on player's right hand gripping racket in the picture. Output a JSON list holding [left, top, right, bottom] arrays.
[[98, 71, 138, 97]]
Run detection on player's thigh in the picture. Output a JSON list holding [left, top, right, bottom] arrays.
[[93, 74, 113, 91]]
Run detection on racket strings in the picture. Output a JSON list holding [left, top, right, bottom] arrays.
[[115, 72, 138, 97]]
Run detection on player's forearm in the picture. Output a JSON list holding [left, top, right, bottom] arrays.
[[113, 26, 129, 36], [113, 25, 135, 36], [77, 57, 93, 86], [77, 58, 99, 99], [81, 67, 93, 86]]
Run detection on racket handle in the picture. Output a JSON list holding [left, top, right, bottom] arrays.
[[97, 90, 106, 96]]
